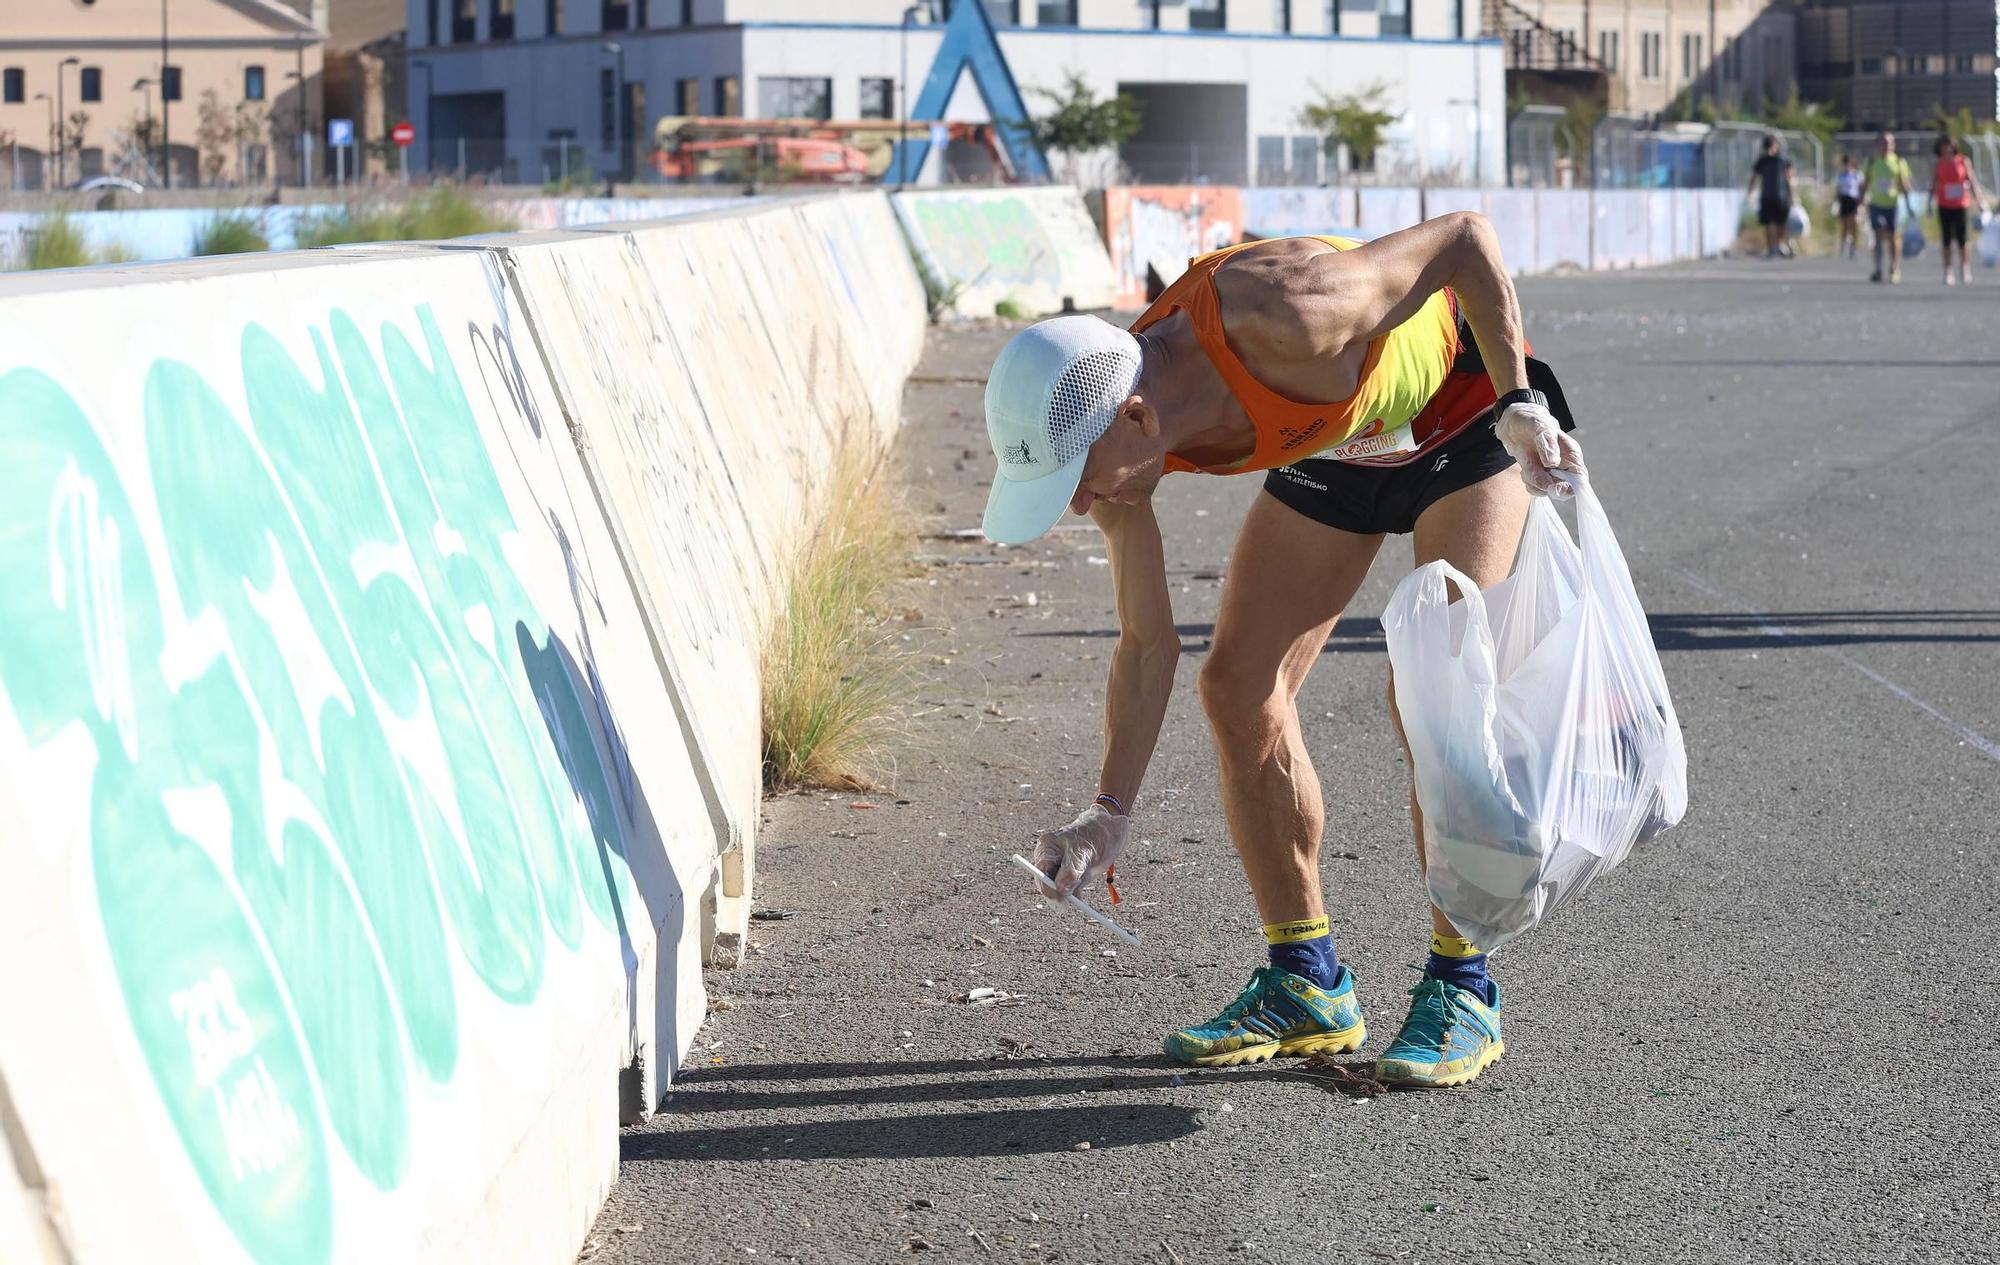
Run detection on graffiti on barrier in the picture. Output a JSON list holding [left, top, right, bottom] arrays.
[[0, 304, 637, 1265], [1102, 186, 1243, 309], [907, 193, 1060, 298]]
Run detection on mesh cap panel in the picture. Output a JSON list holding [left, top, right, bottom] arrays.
[[1046, 348, 1138, 465]]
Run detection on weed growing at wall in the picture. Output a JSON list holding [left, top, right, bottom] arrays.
[[912, 251, 971, 323], [24, 215, 95, 269], [762, 448, 917, 791], [295, 187, 519, 248], [193, 213, 271, 256]]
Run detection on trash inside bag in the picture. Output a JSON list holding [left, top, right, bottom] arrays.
[[1787, 203, 1810, 239], [1383, 472, 1687, 949], [1902, 207, 1927, 259]]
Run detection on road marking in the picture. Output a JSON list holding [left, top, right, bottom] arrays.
[[1671, 568, 2000, 764]]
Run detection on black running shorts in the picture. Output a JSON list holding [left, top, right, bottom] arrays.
[[1939, 207, 1968, 247], [1263, 357, 1577, 537]]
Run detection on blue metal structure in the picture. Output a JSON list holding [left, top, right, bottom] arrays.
[[887, 1, 1050, 183]]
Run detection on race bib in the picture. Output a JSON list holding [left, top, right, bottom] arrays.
[[1325, 425, 1421, 464], [1944, 182, 1966, 202]]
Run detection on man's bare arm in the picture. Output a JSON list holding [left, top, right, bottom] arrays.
[[1314, 213, 1531, 399], [1090, 497, 1180, 811]]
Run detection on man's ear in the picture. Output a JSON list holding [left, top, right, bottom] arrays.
[[1122, 393, 1161, 440]]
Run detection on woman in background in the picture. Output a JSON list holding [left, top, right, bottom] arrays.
[[1834, 154, 1864, 260], [1928, 135, 1984, 285]]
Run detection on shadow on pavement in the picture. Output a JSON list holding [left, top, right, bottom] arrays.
[[620, 1103, 1204, 1162], [1023, 610, 2000, 655]]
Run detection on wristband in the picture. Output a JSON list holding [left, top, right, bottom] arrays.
[[1494, 387, 1547, 414], [1093, 792, 1125, 816]]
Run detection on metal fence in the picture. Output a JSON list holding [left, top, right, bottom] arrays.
[[1830, 130, 2000, 198], [1507, 105, 1565, 188]]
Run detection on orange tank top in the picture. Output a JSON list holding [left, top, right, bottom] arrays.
[[1131, 237, 1469, 475]]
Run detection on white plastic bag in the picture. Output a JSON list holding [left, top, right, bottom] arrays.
[[1383, 474, 1687, 949], [1902, 202, 1926, 258], [1978, 214, 2000, 267], [1787, 203, 1810, 239]]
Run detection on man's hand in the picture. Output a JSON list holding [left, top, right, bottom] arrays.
[[1031, 804, 1130, 900], [1496, 398, 1585, 498]]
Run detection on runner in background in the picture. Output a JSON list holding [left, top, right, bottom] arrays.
[[1863, 132, 1913, 284], [1927, 135, 1985, 286], [1834, 154, 1864, 260], [1745, 135, 1795, 259]]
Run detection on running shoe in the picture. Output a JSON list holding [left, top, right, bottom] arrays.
[[1375, 977, 1505, 1089], [1162, 965, 1366, 1067]]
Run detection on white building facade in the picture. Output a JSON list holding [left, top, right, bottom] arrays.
[[403, 0, 1506, 186]]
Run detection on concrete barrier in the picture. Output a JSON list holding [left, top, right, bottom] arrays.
[[1099, 185, 1244, 309], [1593, 189, 1652, 269], [1241, 187, 1359, 238], [0, 197, 752, 268], [0, 190, 924, 1264], [891, 186, 1115, 316], [1357, 187, 1424, 238]]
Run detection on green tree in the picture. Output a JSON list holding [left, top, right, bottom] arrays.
[[1299, 83, 1400, 175], [1556, 97, 1602, 170], [1765, 87, 1841, 148], [1926, 104, 2000, 143], [1025, 71, 1142, 182]]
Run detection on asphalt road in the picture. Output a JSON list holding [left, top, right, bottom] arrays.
[[589, 254, 2000, 1265]]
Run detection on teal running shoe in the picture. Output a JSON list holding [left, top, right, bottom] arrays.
[[1375, 977, 1504, 1088], [1162, 966, 1366, 1067]]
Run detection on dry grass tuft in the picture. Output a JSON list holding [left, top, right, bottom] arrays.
[[761, 449, 918, 791]]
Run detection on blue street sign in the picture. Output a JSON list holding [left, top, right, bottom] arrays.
[[327, 118, 355, 148]]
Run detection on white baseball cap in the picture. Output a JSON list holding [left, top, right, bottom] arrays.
[[981, 315, 1143, 544]]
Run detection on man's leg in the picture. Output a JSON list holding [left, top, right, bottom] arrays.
[[1200, 491, 1383, 927], [1160, 490, 1383, 1067], [1377, 467, 1531, 1088]]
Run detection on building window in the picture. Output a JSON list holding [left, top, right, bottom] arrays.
[[601, 67, 616, 144], [982, 0, 1017, 25], [859, 76, 894, 119], [1272, 0, 1289, 33], [80, 66, 102, 102], [1598, 30, 1618, 71], [492, 0, 515, 39], [1555, 29, 1574, 65], [602, 0, 629, 30], [2, 69, 21, 104], [245, 65, 265, 100], [1379, 0, 1407, 37], [760, 76, 831, 120], [1857, 56, 1881, 76], [1639, 32, 1660, 80], [681, 0, 693, 22], [1188, 0, 1226, 31], [714, 74, 740, 115], [1954, 53, 1975, 74], [1038, 1, 1078, 25], [163, 65, 182, 100], [1325, 0, 1340, 35], [454, 0, 476, 41], [1681, 33, 1701, 82], [545, 0, 561, 33], [1143, 0, 1161, 28], [675, 76, 698, 114], [428, 0, 439, 43], [1510, 28, 1530, 64]]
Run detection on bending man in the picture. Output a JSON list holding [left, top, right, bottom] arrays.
[[981, 219, 1582, 1088]]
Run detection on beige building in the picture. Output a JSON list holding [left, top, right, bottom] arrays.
[[1, 0, 324, 192], [1496, 0, 1796, 116]]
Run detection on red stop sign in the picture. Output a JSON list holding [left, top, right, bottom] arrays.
[[392, 121, 416, 148]]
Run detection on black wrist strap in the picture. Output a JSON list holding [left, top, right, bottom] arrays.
[[1495, 387, 1547, 413]]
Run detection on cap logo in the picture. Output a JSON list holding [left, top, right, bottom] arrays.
[[1001, 439, 1035, 466]]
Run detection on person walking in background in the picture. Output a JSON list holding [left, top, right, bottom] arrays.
[[1834, 154, 1864, 259], [1746, 134, 1796, 259], [1927, 135, 1985, 286], [1864, 132, 1913, 283]]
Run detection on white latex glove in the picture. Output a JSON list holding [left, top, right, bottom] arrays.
[[1495, 399, 1586, 498], [1030, 804, 1129, 900]]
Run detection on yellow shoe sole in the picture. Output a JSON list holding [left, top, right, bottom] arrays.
[[1175, 1022, 1367, 1068], [1375, 1038, 1504, 1089]]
